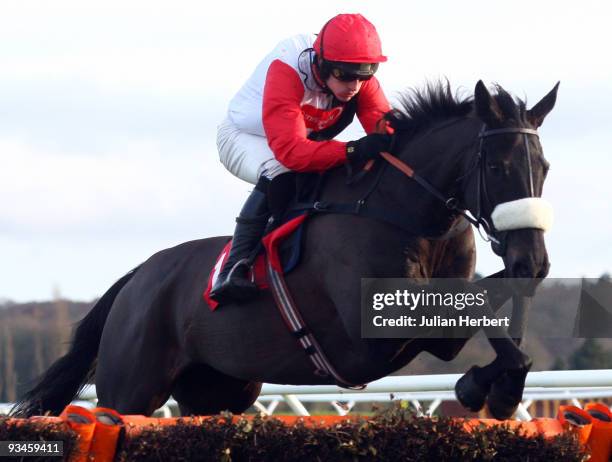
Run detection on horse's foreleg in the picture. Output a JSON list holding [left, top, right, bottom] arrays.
[[454, 278, 532, 419], [420, 270, 514, 363], [473, 269, 513, 310], [509, 295, 532, 346], [481, 295, 533, 418]]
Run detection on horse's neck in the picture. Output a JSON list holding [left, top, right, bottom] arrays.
[[313, 117, 481, 237], [406, 116, 481, 184]]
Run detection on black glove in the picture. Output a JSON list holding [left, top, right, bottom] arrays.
[[346, 133, 392, 163]]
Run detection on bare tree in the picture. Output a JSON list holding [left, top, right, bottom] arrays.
[[2, 321, 17, 402], [32, 306, 45, 375], [52, 286, 71, 358]]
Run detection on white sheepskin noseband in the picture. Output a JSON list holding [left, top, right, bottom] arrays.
[[491, 198, 554, 232]]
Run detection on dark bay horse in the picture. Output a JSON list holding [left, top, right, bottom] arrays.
[[13, 80, 559, 420]]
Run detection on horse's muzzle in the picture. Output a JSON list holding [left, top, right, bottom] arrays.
[[502, 229, 550, 295]]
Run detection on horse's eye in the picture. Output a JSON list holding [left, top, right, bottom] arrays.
[[487, 162, 502, 173]]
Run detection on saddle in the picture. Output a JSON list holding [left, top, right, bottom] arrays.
[[203, 173, 322, 310]]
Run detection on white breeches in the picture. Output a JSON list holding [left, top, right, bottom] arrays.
[[217, 117, 291, 184]]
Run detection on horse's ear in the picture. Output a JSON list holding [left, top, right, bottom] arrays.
[[527, 82, 560, 128], [474, 80, 503, 127]]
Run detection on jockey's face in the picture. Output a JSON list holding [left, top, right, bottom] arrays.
[[326, 75, 364, 102]]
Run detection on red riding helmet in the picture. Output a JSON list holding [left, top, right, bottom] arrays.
[[313, 13, 387, 63]]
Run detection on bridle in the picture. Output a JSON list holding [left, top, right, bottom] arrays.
[[468, 126, 540, 255], [379, 125, 541, 256]]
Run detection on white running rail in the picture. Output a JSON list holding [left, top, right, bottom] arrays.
[[3, 370, 612, 420]]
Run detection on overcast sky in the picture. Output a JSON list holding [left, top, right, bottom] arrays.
[[1, 0, 611, 302]]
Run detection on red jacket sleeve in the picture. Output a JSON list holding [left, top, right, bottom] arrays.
[[356, 77, 391, 134], [262, 60, 347, 172]]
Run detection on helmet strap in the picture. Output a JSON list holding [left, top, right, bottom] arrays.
[[311, 54, 331, 93]]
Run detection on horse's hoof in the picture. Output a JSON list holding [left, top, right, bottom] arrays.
[[455, 366, 490, 412], [486, 366, 530, 420], [487, 400, 518, 420], [486, 379, 520, 420]]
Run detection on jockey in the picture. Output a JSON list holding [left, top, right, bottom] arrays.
[[211, 13, 392, 303]]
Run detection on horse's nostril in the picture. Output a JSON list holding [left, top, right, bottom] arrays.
[[508, 253, 549, 279]]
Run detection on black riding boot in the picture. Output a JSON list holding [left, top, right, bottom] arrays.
[[210, 179, 270, 304]]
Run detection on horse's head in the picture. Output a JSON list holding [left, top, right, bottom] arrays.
[[471, 81, 559, 290]]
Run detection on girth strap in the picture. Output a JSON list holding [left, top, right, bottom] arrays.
[[266, 259, 366, 390]]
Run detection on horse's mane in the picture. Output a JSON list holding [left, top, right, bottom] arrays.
[[385, 81, 527, 136]]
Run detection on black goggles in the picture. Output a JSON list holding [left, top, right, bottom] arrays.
[[328, 61, 379, 82]]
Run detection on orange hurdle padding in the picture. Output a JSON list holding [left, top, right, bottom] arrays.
[[47, 404, 606, 462], [530, 418, 565, 438], [89, 407, 124, 462], [461, 418, 565, 438], [584, 403, 612, 462], [2, 415, 64, 427], [557, 405, 593, 445], [60, 405, 96, 462], [121, 415, 211, 437], [120, 414, 565, 437], [119, 414, 361, 437]]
